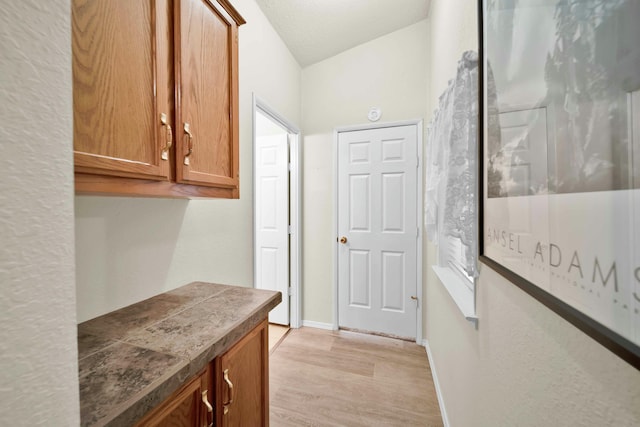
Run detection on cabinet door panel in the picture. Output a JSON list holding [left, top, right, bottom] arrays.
[[215, 320, 268, 427], [72, 0, 171, 180], [176, 0, 239, 189], [136, 365, 211, 427]]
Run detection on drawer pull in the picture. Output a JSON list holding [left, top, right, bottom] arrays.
[[202, 390, 213, 427], [183, 122, 193, 166], [223, 368, 234, 414], [160, 113, 172, 161], [201, 390, 213, 412]]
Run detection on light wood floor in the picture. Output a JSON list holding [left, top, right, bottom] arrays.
[[269, 327, 443, 426], [269, 324, 290, 352]]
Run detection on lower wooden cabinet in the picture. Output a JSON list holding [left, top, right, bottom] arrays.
[[135, 365, 212, 427], [136, 319, 268, 427], [214, 319, 269, 427]]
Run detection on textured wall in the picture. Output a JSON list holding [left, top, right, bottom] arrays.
[[301, 20, 429, 324], [75, 0, 302, 321], [425, 1, 640, 425], [0, 0, 80, 425]]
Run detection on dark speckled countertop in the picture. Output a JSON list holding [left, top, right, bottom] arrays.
[[77, 282, 281, 427]]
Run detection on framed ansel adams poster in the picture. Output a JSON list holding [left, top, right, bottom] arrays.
[[478, 0, 640, 368]]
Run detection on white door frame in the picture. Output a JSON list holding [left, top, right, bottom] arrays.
[[252, 94, 302, 328], [333, 119, 423, 343]]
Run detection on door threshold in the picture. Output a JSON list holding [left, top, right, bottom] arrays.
[[339, 326, 415, 342]]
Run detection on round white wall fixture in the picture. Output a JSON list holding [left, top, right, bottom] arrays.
[[367, 107, 382, 122]]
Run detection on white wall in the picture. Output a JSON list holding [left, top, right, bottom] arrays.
[[75, 0, 301, 321], [425, 1, 640, 426], [0, 1, 80, 425], [301, 20, 429, 324]]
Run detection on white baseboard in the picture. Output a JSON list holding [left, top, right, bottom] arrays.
[[423, 340, 450, 427], [301, 320, 335, 330]]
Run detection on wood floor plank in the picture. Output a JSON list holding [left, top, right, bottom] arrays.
[[270, 327, 443, 427], [273, 344, 376, 377], [276, 327, 337, 351]]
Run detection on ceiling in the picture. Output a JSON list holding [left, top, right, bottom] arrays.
[[254, 0, 431, 67]]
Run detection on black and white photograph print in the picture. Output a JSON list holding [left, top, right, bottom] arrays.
[[484, 0, 640, 198]]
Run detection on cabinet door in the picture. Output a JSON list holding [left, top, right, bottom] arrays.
[[215, 320, 269, 427], [72, 0, 172, 180], [135, 365, 213, 427], [175, 0, 240, 191]]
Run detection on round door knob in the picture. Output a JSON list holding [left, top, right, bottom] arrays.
[[339, 236, 348, 244]]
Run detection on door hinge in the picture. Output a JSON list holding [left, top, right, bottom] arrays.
[[416, 155, 420, 168], [288, 225, 292, 235], [416, 227, 419, 238], [288, 162, 292, 171], [288, 287, 293, 296]]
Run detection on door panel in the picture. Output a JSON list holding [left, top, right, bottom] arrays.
[[338, 125, 418, 338], [349, 250, 371, 307], [349, 142, 371, 163], [382, 138, 406, 161], [255, 134, 289, 325], [176, 0, 239, 188], [349, 175, 371, 231], [72, 0, 171, 180], [381, 251, 405, 311], [382, 173, 405, 232]]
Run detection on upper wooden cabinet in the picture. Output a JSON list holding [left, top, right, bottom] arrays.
[[72, 0, 245, 198], [176, 0, 240, 190]]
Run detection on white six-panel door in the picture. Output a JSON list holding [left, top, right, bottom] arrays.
[[338, 125, 418, 338], [255, 133, 289, 325]]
